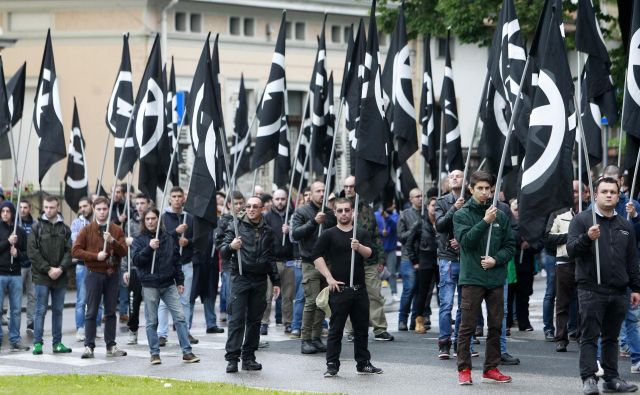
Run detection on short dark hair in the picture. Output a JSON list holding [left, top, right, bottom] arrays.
[[469, 171, 494, 188], [595, 177, 620, 193], [260, 194, 272, 204], [116, 183, 127, 193], [43, 195, 59, 204], [170, 186, 184, 195], [216, 191, 226, 199], [92, 196, 110, 207], [78, 196, 91, 206], [135, 193, 150, 203], [19, 199, 31, 208], [231, 191, 244, 201], [334, 197, 353, 208]]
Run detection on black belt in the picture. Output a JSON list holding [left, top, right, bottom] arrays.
[[338, 284, 364, 291]]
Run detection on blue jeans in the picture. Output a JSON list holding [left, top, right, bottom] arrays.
[[220, 271, 230, 313], [34, 285, 66, 345], [143, 286, 192, 355], [291, 261, 304, 331], [385, 251, 398, 294], [75, 264, 102, 329], [398, 259, 416, 324], [198, 296, 217, 328], [0, 275, 23, 345], [158, 262, 192, 337], [438, 259, 460, 341], [541, 251, 556, 333], [621, 291, 640, 364]]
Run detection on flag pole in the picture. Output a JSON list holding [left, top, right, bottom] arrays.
[[437, 107, 445, 198], [574, 95, 601, 285], [231, 112, 257, 182], [126, 170, 132, 274], [577, 52, 583, 212], [7, 124, 20, 204], [96, 133, 111, 196], [318, 96, 345, 236], [461, 71, 490, 194], [484, 55, 532, 259], [630, 144, 640, 213], [251, 169, 259, 195], [11, 119, 24, 203], [349, 193, 360, 288], [619, 75, 629, 170], [12, 120, 34, 266], [283, 93, 310, 245]]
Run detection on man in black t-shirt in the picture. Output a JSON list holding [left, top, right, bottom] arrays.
[[312, 198, 383, 378]]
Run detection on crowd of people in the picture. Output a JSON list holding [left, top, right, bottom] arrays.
[[1, 165, 640, 393]]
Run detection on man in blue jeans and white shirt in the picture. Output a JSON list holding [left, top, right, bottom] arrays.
[[158, 187, 198, 346]]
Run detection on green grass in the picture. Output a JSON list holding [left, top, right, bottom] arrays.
[[0, 374, 318, 394]]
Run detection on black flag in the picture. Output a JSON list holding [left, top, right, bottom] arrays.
[[231, 74, 252, 179], [64, 99, 89, 211], [440, 32, 463, 171], [34, 29, 66, 184], [346, 20, 366, 174], [0, 57, 11, 138], [107, 34, 136, 180], [576, 0, 617, 168], [310, 19, 331, 173], [382, 3, 418, 165], [132, 35, 166, 198], [624, 0, 640, 164], [6, 62, 26, 127], [251, 12, 289, 175], [354, 0, 389, 202], [323, 72, 337, 192], [519, 0, 575, 243], [419, 37, 439, 181], [292, 99, 312, 191], [165, 57, 180, 186]]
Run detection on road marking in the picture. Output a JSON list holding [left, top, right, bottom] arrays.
[[0, 353, 113, 367], [0, 365, 45, 375]]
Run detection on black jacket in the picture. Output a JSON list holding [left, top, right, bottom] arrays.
[[406, 215, 438, 270], [398, 206, 422, 260], [215, 213, 234, 272], [290, 202, 337, 262], [220, 213, 280, 285], [0, 221, 27, 276], [162, 210, 193, 264], [567, 209, 640, 295], [434, 193, 461, 261], [263, 207, 294, 261], [132, 229, 184, 289]]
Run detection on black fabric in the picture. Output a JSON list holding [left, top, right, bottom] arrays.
[[555, 262, 577, 345], [161, 211, 194, 264], [311, 226, 372, 286], [326, 288, 370, 368], [514, 249, 536, 330], [84, 270, 119, 349], [127, 267, 143, 333], [414, 267, 436, 318], [263, 207, 293, 261], [190, 249, 218, 303], [434, 193, 461, 262], [215, 213, 234, 272], [567, 209, 640, 295], [224, 274, 267, 362], [131, 229, 183, 289], [0, 220, 26, 276], [290, 202, 336, 261]]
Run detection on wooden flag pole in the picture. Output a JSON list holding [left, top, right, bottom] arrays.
[[349, 193, 360, 288], [96, 133, 111, 196], [318, 96, 345, 237], [461, 71, 490, 194], [574, 95, 601, 285], [484, 55, 531, 259]]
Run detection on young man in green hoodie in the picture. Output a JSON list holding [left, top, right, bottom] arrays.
[[453, 171, 515, 385]]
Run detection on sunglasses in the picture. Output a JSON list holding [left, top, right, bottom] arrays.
[[245, 204, 263, 210], [336, 208, 352, 214]]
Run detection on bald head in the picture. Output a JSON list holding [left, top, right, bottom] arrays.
[[310, 181, 325, 206], [343, 176, 356, 198], [273, 189, 288, 211]]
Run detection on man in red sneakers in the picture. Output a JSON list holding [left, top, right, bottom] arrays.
[[453, 171, 515, 385]]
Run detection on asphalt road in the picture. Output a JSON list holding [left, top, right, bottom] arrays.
[[0, 274, 636, 394]]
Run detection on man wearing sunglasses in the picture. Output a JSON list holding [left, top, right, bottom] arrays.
[[220, 196, 280, 373], [312, 197, 382, 377]]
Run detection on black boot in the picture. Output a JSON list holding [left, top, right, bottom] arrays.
[[226, 361, 238, 373], [301, 340, 318, 354]]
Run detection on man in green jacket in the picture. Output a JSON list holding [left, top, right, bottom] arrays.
[[453, 171, 515, 385]]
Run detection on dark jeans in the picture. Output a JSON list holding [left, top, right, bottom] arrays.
[[127, 269, 143, 333], [414, 268, 435, 318], [457, 285, 503, 373], [225, 274, 267, 362], [555, 263, 577, 345], [326, 287, 370, 369], [506, 283, 516, 328], [515, 251, 535, 330], [85, 270, 120, 349], [578, 289, 626, 381]]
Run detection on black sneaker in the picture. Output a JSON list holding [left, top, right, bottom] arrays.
[[260, 324, 268, 336], [226, 361, 238, 373], [159, 336, 167, 347], [26, 323, 34, 335], [346, 334, 354, 342], [582, 377, 599, 395], [556, 342, 568, 352], [545, 330, 555, 342], [188, 334, 199, 344], [398, 322, 408, 331], [357, 361, 383, 375], [301, 340, 317, 354], [284, 325, 292, 334], [602, 377, 638, 393], [471, 350, 480, 358], [374, 332, 394, 341], [438, 344, 450, 360], [242, 360, 262, 371], [475, 327, 484, 338], [500, 353, 520, 365], [324, 363, 339, 378], [569, 331, 579, 342], [452, 341, 458, 357], [206, 326, 224, 334], [312, 338, 326, 352]]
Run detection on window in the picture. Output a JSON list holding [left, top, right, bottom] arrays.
[[243, 18, 255, 37], [285, 21, 293, 39], [190, 14, 202, 33], [295, 22, 305, 40], [437, 36, 454, 59], [331, 25, 341, 43], [230, 16, 241, 35], [343, 26, 352, 43], [378, 32, 387, 47], [175, 12, 187, 32]]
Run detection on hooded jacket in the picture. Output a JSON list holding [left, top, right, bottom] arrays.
[[453, 198, 516, 289], [131, 227, 183, 289], [28, 213, 72, 288], [0, 202, 27, 275], [161, 209, 194, 264]]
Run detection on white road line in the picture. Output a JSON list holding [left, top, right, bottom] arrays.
[[0, 353, 113, 367]]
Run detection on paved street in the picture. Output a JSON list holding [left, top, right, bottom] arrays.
[[0, 274, 637, 394]]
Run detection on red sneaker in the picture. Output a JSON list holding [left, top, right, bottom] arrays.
[[458, 368, 472, 385], [482, 368, 512, 383]]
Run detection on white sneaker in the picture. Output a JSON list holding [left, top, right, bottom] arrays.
[[76, 328, 85, 342], [126, 330, 138, 345], [631, 361, 640, 374], [392, 294, 400, 303], [95, 327, 103, 338], [596, 360, 604, 377]]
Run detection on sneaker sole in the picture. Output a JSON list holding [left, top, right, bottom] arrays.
[[150, 360, 162, 365], [107, 353, 127, 357], [183, 358, 200, 363], [324, 373, 338, 378], [374, 337, 392, 341], [356, 370, 383, 375], [458, 381, 473, 386], [439, 355, 450, 360], [53, 350, 72, 354], [81, 355, 94, 359], [481, 377, 512, 383]]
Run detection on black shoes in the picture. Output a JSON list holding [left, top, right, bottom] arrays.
[[324, 363, 339, 378], [357, 361, 383, 375], [398, 322, 408, 331], [242, 360, 263, 371], [311, 338, 326, 352], [159, 336, 167, 347], [545, 330, 555, 342], [556, 342, 568, 353], [583, 377, 599, 395], [206, 326, 224, 334], [602, 377, 638, 393], [301, 340, 317, 354], [438, 340, 451, 360], [374, 332, 394, 341], [226, 361, 238, 373], [260, 324, 268, 335], [500, 353, 520, 365]]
